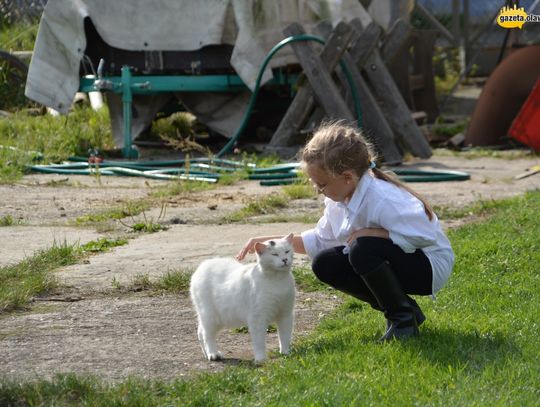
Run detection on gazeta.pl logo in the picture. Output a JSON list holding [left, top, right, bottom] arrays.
[[497, 4, 540, 29]]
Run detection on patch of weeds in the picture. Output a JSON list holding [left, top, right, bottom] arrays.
[[432, 118, 468, 139], [222, 193, 289, 223], [0, 214, 17, 226], [282, 181, 317, 200], [80, 237, 128, 253], [111, 269, 193, 294], [111, 277, 123, 291], [119, 201, 169, 233], [130, 274, 153, 291], [130, 222, 167, 233], [75, 201, 150, 225], [0, 241, 82, 313], [218, 171, 248, 185], [240, 152, 282, 168], [154, 269, 192, 293], [149, 180, 215, 198]]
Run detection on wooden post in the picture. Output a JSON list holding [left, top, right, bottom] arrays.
[[269, 21, 354, 146], [415, 2, 455, 45], [282, 23, 354, 120], [315, 21, 402, 165], [452, 0, 461, 48], [381, 18, 414, 109], [380, 19, 413, 66], [412, 30, 439, 122], [349, 19, 432, 158]]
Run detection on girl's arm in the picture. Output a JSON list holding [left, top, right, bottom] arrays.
[[236, 234, 306, 261], [347, 227, 389, 245]]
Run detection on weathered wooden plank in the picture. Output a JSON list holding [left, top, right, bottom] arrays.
[[349, 19, 432, 158], [347, 20, 382, 68], [283, 23, 353, 120], [412, 29, 439, 122], [314, 22, 402, 164], [380, 19, 414, 108], [269, 21, 354, 146], [380, 19, 413, 65], [363, 51, 432, 158], [415, 2, 455, 45]]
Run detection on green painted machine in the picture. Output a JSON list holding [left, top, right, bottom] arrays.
[[79, 61, 298, 158]]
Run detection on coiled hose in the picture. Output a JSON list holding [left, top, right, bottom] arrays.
[[216, 34, 363, 157]]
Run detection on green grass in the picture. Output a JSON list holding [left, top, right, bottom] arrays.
[[0, 106, 114, 183], [0, 214, 18, 226], [0, 242, 81, 313], [0, 19, 38, 52], [0, 238, 127, 312], [281, 181, 317, 200], [433, 196, 516, 221], [1, 191, 539, 405], [111, 269, 192, 293], [79, 237, 128, 253], [74, 201, 151, 225], [149, 180, 217, 198], [222, 193, 289, 223], [293, 264, 331, 292]]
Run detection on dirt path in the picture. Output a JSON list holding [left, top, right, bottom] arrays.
[[0, 153, 539, 382]]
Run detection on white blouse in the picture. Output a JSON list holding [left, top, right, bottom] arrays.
[[301, 171, 454, 294]]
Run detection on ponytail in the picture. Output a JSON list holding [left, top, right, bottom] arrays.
[[371, 168, 434, 221]]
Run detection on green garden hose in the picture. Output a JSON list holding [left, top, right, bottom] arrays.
[[31, 158, 470, 185], [215, 34, 363, 157]]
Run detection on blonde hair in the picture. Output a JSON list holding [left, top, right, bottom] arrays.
[[302, 121, 434, 220]]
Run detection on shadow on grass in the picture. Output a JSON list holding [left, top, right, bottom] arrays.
[[407, 326, 519, 371], [295, 319, 518, 377]]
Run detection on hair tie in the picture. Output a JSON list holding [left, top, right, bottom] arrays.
[[369, 161, 376, 169]]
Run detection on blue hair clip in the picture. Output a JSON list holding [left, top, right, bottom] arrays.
[[369, 161, 376, 169]]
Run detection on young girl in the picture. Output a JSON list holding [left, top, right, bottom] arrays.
[[236, 121, 454, 341]]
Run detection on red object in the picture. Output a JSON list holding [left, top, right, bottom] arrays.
[[88, 156, 103, 164], [509, 78, 540, 151]]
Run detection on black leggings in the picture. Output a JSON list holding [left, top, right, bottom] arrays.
[[311, 237, 433, 296]]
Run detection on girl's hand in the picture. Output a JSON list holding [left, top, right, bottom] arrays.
[[236, 237, 269, 261], [347, 227, 389, 245]]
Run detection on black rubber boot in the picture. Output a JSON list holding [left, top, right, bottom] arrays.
[[361, 262, 419, 341], [338, 279, 425, 331], [384, 296, 425, 331], [407, 296, 426, 326]]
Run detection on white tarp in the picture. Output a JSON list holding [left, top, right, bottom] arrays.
[[25, 0, 371, 146], [26, 0, 371, 112]]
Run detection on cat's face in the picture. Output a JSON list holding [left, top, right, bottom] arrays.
[[255, 233, 294, 272]]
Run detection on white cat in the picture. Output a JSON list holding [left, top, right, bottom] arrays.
[[190, 233, 295, 362]]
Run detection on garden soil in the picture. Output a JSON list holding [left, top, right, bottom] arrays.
[[0, 153, 539, 382]]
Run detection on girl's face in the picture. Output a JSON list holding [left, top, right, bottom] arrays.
[[306, 163, 358, 203]]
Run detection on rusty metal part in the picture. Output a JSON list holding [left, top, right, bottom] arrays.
[[465, 45, 540, 146]]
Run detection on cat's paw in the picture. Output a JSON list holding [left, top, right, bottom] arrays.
[[208, 351, 223, 361]]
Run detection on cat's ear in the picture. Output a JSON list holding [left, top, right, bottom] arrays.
[[254, 241, 267, 254], [284, 233, 294, 243]]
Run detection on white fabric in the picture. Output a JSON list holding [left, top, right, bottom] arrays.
[[25, 0, 371, 113], [301, 171, 454, 294]]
